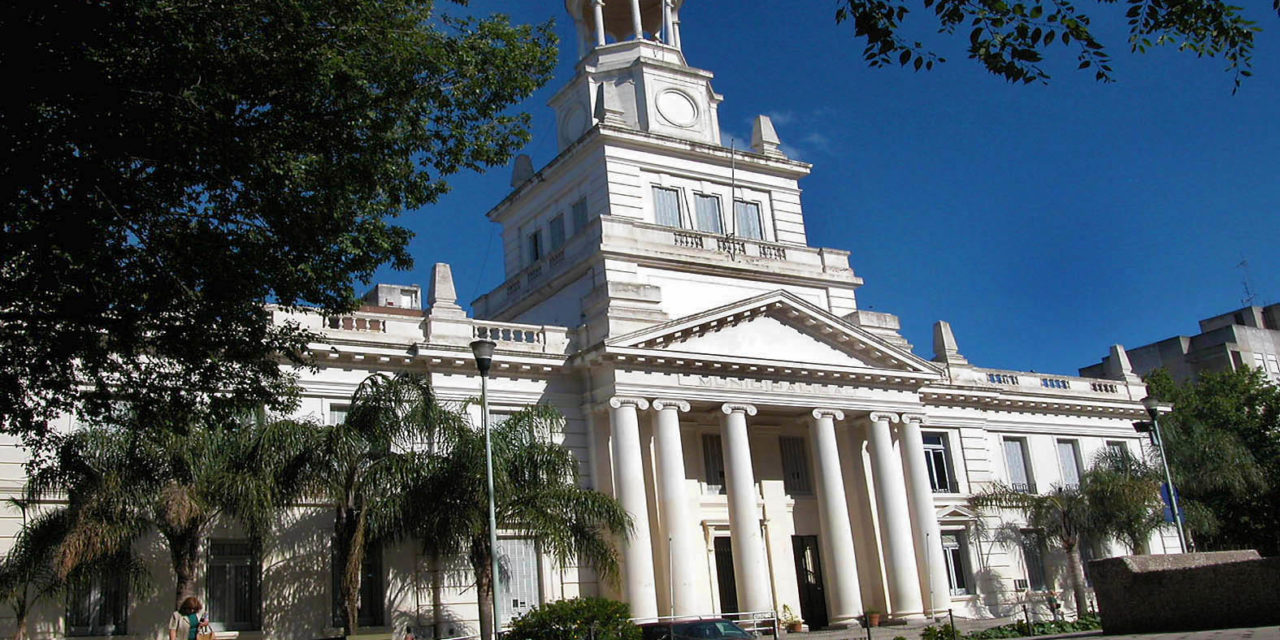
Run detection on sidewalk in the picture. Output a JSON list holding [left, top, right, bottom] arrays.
[[784, 620, 1280, 640]]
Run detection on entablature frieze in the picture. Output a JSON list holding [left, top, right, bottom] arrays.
[[920, 385, 1147, 420]]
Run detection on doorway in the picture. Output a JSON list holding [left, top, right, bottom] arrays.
[[713, 537, 738, 614], [791, 536, 829, 629]]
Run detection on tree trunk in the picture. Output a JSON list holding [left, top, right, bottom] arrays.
[[1064, 545, 1089, 619], [473, 540, 495, 640], [13, 608, 28, 640], [335, 506, 365, 637], [168, 529, 201, 610], [432, 550, 445, 639]]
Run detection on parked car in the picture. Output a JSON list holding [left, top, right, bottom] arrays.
[[639, 619, 756, 640]]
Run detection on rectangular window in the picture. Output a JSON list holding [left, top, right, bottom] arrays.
[[653, 186, 683, 228], [1267, 354, 1280, 376], [694, 194, 723, 234], [923, 433, 955, 493], [779, 436, 812, 496], [941, 533, 971, 596], [702, 434, 725, 495], [1003, 438, 1035, 493], [1057, 439, 1083, 489], [571, 198, 588, 233], [733, 200, 763, 239], [208, 540, 261, 631], [526, 228, 544, 263], [1106, 440, 1129, 458], [329, 404, 349, 426], [67, 565, 128, 636], [549, 214, 566, 251], [332, 543, 385, 628], [1021, 535, 1048, 591]]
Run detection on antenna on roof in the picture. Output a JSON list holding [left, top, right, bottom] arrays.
[[1239, 258, 1257, 306]]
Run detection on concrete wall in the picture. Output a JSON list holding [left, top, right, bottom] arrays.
[[1090, 551, 1280, 634]]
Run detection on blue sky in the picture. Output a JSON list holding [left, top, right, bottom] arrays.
[[375, 1, 1280, 377]]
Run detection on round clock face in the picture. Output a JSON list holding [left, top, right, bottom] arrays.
[[560, 103, 589, 145], [656, 89, 699, 128]]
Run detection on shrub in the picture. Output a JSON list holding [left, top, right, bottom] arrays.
[[506, 598, 641, 640]]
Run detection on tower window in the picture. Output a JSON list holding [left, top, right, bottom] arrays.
[[549, 214, 566, 251], [694, 194, 723, 234], [571, 198, 589, 233], [653, 186, 683, 228], [526, 228, 544, 264], [733, 200, 762, 239]]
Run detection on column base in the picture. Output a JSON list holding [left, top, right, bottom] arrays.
[[825, 616, 863, 629], [890, 611, 926, 622]]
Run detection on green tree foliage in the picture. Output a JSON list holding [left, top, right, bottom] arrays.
[[308, 373, 463, 636], [413, 403, 631, 640], [506, 597, 640, 640], [971, 484, 1095, 618], [1145, 367, 1280, 554], [833, 1, 1279, 89], [0, 0, 558, 453], [1080, 447, 1165, 554], [25, 413, 313, 608], [0, 506, 71, 640]]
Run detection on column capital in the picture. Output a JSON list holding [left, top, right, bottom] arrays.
[[720, 402, 758, 416], [900, 413, 927, 425], [869, 411, 900, 424], [811, 408, 846, 421], [652, 399, 691, 412], [609, 396, 650, 411]]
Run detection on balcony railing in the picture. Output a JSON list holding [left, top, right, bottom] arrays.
[[326, 316, 387, 333], [1011, 482, 1037, 494]]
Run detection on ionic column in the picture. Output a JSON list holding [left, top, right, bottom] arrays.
[[866, 412, 924, 618], [720, 403, 771, 614], [652, 399, 700, 617], [630, 0, 644, 40], [808, 409, 864, 626], [592, 0, 606, 46], [608, 397, 658, 620], [900, 414, 952, 615]]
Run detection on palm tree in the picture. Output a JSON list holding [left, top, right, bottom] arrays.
[[309, 373, 464, 636], [1079, 448, 1165, 554], [26, 412, 313, 608], [970, 483, 1094, 618], [412, 403, 631, 640], [0, 505, 69, 640]]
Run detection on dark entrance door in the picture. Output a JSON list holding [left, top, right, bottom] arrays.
[[713, 537, 738, 614], [792, 535, 829, 629]]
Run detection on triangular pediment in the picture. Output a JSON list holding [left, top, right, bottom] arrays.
[[937, 504, 979, 521], [605, 290, 940, 377]]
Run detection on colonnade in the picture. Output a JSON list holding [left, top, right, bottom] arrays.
[[585, 0, 682, 49], [605, 398, 951, 624]]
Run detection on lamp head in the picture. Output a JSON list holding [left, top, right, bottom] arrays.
[[1141, 395, 1172, 419], [470, 339, 496, 377]]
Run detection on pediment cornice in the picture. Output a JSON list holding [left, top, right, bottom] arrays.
[[600, 290, 942, 385]]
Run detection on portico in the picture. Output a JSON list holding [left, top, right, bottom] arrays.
[[588, 291, 954, 623], [602, 390, 951, 623]]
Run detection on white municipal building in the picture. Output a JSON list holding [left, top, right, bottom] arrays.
[[3, 1, 1181, 638]]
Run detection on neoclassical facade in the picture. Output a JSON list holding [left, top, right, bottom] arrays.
[[0, 1, 1178, 638]]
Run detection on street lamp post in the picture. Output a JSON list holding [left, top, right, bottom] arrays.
[[1136, 396, 1188, 553], [470, 339, 502, 640]]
